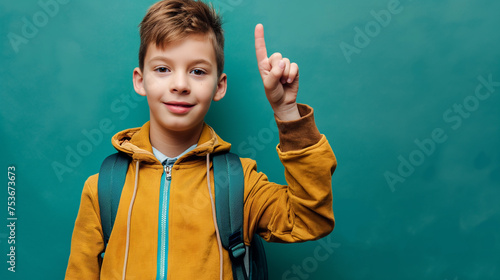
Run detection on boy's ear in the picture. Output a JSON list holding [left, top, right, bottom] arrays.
[[213, 73, 227, 101], [133, 67, 147, 96]]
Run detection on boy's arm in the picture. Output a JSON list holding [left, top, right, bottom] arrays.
[[242, 103, 336, 243], [65, 175, 104, 279], [241, 25, 336, 243]]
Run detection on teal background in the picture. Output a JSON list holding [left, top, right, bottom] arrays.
[[1, 0, 499, 279]]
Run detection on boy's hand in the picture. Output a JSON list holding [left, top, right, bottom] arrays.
[[255, 24, 301, 121]]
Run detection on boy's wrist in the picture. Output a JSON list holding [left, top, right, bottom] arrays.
[[274, 104, 322, 152], [273, 103, 301, 121]]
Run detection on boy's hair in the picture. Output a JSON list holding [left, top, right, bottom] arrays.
[[138, 0, 224, 77]]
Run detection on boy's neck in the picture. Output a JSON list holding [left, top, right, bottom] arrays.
[[149, 121, 203, 158]]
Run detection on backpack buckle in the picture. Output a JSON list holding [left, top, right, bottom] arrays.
[[228, 231, 246, 260]]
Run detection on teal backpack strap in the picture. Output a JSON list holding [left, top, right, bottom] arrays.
[[98, 152, 130, 258], [214, 152, 247, 280], [213, 152, 268, 280]]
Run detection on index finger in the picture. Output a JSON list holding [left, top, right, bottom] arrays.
[[254, 23, 268, 63]]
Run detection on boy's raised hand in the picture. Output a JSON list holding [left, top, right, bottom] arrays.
[[255, 24, 301, 121]]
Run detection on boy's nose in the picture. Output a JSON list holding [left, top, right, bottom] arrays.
[[170, 73, 190, 94]]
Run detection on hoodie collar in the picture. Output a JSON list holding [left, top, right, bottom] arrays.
[[152, 144, 197, 165], [111, 121, 232, 164]]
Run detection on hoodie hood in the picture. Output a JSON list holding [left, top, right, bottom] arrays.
[[111, 121, 232, 164]]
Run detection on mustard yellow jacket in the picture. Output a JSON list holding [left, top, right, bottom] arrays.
[[65, 104, 336, 279]]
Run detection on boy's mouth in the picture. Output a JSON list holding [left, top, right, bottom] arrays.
[[165, 101, 194, 107], [164, 101, 195, 114]]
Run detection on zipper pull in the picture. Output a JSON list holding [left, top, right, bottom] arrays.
[[164, 165, 172, 180]]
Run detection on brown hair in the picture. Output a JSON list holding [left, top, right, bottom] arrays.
[[138, 0, 224, 77]]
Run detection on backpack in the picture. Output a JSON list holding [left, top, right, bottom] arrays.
[[98, 151, 268, 280]]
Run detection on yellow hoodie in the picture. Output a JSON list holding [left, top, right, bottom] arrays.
[[66, 104, 336, 279]]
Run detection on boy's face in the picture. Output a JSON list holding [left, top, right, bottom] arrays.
[[133, 33, 226, 135]]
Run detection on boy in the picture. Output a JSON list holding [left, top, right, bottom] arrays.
[[65, 0, 336, 279]]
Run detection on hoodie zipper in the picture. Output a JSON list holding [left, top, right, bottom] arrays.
[[165, 165, 172, 180], [158, 163, 172, 280], [153, 144, 197, 280]]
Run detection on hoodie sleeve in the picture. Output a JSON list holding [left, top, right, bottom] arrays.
[[65, 174, 104, 279], [242, 103, 337, 244]]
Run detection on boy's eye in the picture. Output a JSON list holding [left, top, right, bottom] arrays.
[[191, 69, 206, 76], [155, 67, 169, 73]]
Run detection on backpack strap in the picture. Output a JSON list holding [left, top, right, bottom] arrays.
[[98, 152, 130, 256], [213, 152, 248, 280]]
